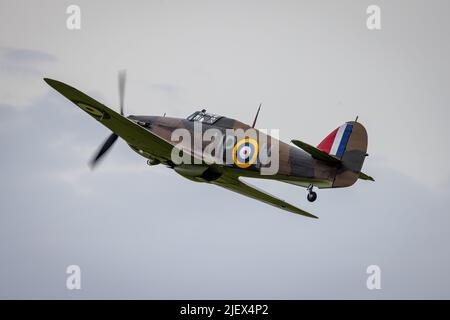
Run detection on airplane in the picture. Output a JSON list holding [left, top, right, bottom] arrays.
[[43, 72, 373, 219]]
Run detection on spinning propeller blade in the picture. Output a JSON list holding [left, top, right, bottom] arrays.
[[89, 133, 119, 168], [89, 70, 126, 169], [118, 69, 126, 115]]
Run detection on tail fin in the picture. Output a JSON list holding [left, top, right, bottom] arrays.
[[317, 121, 368, 187]]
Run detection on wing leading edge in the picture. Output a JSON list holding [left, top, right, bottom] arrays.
[[44, 78, 177, 161], [211, 175, 318, 219]]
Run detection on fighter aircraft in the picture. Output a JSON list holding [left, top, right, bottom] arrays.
[[44, 72, 373, 219]]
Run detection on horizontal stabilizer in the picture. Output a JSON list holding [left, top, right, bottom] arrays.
[[358, 172, 375, 181], [291, 139, 341, 164]]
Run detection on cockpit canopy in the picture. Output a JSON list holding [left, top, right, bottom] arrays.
[[186, 110, 222, 124]]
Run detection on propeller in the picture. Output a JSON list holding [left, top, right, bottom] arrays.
[[118, 69, 126, 116], [89, 70, 126, 169]]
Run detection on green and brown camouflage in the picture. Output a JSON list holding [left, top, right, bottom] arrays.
[[44, 78, 373, 219], [124, 115, 369, 188]]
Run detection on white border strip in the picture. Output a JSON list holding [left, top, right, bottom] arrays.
[[330, 124, 346, 156]]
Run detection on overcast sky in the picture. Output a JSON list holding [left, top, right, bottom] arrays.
[[1, 0, 450, 299]]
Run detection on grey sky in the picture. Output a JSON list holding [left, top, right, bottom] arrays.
[[1, 0, 449, 298]]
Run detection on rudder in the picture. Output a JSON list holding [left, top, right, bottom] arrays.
[[317, 121, 368, 187]]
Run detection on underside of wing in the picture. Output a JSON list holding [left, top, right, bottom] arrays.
[[211, 175, 318, 219], [44, 78, 178, 161]]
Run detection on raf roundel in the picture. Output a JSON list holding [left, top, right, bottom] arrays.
[[233, 138, 259, 168], [77, 102, 110, 119]]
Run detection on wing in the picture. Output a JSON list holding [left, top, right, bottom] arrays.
[[211, 175, 318, 219], [44, 78, 176, 161]]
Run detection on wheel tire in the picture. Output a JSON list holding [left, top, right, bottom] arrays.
[[307, 191, 317, 202]]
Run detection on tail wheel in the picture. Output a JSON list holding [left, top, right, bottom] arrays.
[[307, 191, 317, 202]]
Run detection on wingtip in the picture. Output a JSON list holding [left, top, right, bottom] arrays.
[[43, 77, 58, 87], [291, 207, 319, 219], [299, 211, 319, 219], [291, 139, 301, 148]]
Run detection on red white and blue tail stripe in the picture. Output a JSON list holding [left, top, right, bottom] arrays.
[[317, 123, 353, 159]]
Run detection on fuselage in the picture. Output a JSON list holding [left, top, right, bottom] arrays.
[[43, 77, 370, 217], [127, 114, 337, 188]]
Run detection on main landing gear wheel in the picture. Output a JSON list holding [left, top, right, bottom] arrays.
[[307, 185, 317, 202]]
